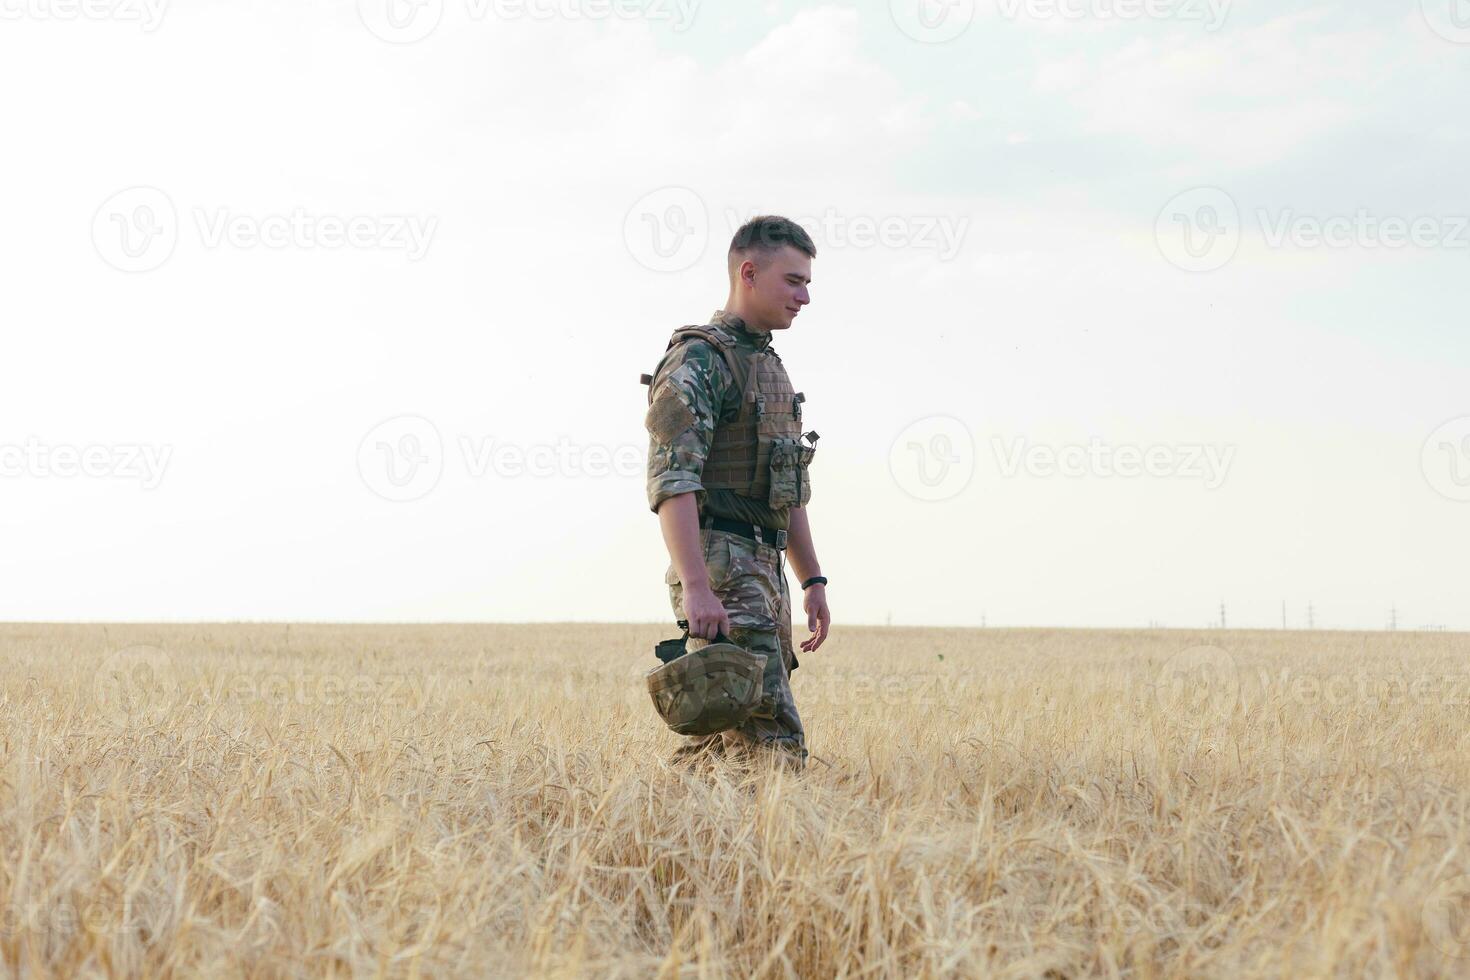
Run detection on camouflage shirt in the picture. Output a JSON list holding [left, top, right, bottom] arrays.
[[645, 310, 791, 531]]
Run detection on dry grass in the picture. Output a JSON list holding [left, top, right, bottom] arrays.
[[3, 623, 1470, 977]]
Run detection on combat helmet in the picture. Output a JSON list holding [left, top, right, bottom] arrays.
[[646, 623, 768, 736]]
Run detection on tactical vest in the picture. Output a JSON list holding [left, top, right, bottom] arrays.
[[643, 324, 817, 508]]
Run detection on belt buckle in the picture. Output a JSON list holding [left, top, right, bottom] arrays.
[[774, 529, 788, 550]]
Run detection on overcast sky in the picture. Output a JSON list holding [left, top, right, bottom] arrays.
[[2, 0, 1467, 630]]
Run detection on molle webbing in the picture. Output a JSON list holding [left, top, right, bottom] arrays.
[[648, 325, 801, 499]]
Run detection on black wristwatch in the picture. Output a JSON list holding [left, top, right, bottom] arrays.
[[801, 576, 828, 590]]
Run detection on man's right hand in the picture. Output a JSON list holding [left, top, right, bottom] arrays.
[[683, 584, 731, 641]]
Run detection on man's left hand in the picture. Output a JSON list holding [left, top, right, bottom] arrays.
[[801, 584, 830, 653]]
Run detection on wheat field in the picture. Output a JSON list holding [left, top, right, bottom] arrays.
[[3, 623, 1470, 977]]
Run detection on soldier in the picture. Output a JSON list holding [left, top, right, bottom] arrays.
[[643, 215, 831, 768]]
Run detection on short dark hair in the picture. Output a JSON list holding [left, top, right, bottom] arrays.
[[728, 216, 817, 275]]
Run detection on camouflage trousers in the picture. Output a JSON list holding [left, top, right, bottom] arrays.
[[666, 527, 806, 763]]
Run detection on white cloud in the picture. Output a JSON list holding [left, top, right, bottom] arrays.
[[1036, 10, 1395, 170]]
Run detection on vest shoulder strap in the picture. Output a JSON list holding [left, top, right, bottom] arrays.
[[646, 325, 755, 421]]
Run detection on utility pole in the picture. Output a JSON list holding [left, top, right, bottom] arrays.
[[1389, 604, 1398, 631], [1220, 601, 1227, 630], [1307, 601, 1315, 630], [1282, 600, 1287, 629]]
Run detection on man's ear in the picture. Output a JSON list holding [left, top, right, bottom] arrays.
[[741, 258, 760, 288]]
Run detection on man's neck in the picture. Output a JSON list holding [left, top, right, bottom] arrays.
[[722, 303, 772, 334]]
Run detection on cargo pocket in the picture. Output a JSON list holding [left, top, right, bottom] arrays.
[[703, 530, 739, 594], [666, 529, 731, 589], [767, 438, 814, 509]]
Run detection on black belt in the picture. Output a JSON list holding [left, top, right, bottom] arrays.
[[701, 514, 787, 550]]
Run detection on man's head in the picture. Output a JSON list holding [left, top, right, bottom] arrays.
[[726, 216, 815, 332]]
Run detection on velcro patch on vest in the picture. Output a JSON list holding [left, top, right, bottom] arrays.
[[646, 385, 697, 443]]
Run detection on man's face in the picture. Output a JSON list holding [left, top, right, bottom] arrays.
[[739, 245, 812, 331]]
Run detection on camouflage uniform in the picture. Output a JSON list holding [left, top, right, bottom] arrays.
[[646, 310, 806, 763]]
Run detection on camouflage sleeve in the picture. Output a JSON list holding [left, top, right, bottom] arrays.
[[645, 340, 733, 513]]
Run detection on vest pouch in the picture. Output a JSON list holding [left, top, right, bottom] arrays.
[[767, 438, 814, 509]]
